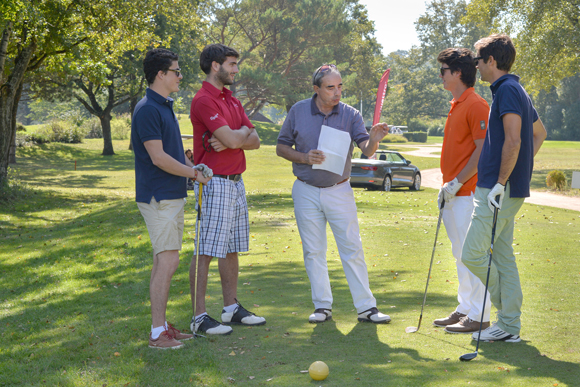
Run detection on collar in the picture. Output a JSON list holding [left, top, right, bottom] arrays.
[[310, 94, 340, 116], [202, 81, 232, 99], [451, 87, 475, 105], [146, 88, 173, 105], [490, 74, 520, 93]]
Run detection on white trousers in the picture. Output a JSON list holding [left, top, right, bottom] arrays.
[[292, 179, 376, 313], [442, 195, 491, 321]]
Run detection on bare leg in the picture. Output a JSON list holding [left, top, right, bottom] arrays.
[[190, 254, 213, 316], [150, 250, 180, 328], [219, 252, 239, 306]]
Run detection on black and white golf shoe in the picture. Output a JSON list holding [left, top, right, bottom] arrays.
[[357, 307, 391, 324], [472, 323, 521, 342], [221, 299, 266, 326], [191, 314, 233, 335]]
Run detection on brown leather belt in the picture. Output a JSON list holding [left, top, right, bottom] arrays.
[[214, 174, 242, 182], [297, 177, 349, 188]]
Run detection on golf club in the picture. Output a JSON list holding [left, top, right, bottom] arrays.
[[191, 183, 206, 339], [406, 199, 445, 334], [459, 195, 500, 361]]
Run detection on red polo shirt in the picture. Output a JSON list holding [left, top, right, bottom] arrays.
[[190, 81, 254, 175], [440, 87, 489, 196]]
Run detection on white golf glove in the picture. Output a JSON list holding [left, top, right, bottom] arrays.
[[442, 177, 463, 202], [487, 183, 505, 213], [193, 163, 213, 178]]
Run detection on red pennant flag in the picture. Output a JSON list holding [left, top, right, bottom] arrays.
[[373, 69, 391, 125]]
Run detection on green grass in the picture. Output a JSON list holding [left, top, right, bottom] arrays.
[[2, 137, 580, 386]]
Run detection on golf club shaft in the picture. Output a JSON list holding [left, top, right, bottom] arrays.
[[473, 195, 500, 354], [193, 184, 203, 322], [416, 199, 445, 329]]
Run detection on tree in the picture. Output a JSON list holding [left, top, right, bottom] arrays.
[[465, 0, 580, 93], [0, 0, 171, 183]]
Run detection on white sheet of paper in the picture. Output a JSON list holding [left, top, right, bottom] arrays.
[[312, 125, 351, 175]]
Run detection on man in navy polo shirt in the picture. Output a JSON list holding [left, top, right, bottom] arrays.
[[461, 34, 547, 343], [132, 48, 211, 349], [189, 44, 265, 336]]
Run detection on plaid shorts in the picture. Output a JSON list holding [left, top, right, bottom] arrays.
[[194, 177, 249, 258]]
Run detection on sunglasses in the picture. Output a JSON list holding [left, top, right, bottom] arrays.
[[314, 63, 337, 78], [167, 68, 182, 77], [440, 67, 451, 76], [473, 56, 483, 64]]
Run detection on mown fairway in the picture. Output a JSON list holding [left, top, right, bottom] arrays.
[[1, 130, 579, 386]]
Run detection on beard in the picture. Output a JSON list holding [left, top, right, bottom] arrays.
[[217, 65, 233, 85]]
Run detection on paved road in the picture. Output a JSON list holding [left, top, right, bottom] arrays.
[[395, 144, 580, 212]]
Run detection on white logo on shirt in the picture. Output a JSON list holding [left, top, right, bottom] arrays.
[[233, 103, 238, 107], [210, 113, 219, 120]]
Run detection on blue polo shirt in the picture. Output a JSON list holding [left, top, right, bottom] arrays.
[[131, 88, 187, 203], [477, 74, 539, 198]]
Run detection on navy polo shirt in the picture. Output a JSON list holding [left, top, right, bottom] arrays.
[[477, 74, 539, 198], [131, 88, 187, 203]]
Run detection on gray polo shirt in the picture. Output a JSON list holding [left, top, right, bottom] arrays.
[[278, 95, 369, 187]]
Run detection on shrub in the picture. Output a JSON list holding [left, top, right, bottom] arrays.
[[408, 119, 429, 133], [16, 123, 26, 132], [546, 170, 567, 190], [382, 134, 408, 143], [36, 120, 86, 143], [412, 132, 428, 142], [0, 167, 33, 205], [83, 117, 103, 139], [111, 113, 131, 139], [428, 123, 444, 136]]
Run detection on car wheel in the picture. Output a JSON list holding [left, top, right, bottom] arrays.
[[382, 175, 392, 192], [410, 173, 421, 191]]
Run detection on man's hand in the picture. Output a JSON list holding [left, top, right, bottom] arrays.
[[194, 164, 213, 178], [369, 123, 390, 143], [195, 172, 211, 185], [305, 149, 325, 165], [209, 135, 227, 152], [487, 183, 505, 213], [442, 177, 463, 202]]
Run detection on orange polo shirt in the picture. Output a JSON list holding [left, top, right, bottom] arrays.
[[440, 88, 489, 196]]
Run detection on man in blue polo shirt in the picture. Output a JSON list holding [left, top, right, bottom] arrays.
[[461, 34, 547, 343], [132, 48, 211, 349]]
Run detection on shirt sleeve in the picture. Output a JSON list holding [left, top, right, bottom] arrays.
[[191, 97, 231, 133], [134, 106, 163, 143], [497, 84, 523, 118], [352, 111, 370, 147], [277, 107, 296, 147], [467, 99, 489, 141]]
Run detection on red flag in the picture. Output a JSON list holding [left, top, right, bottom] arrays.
[[373, 68, 391, 125]]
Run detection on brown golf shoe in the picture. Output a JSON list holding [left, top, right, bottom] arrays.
[[444, 316, 490, 334], [148, 331, 184, 349], [433, 311, 466, 327], [167, 322, 193, 341]]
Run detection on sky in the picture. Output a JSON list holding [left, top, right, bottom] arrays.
[[358, 0, 428, 55]]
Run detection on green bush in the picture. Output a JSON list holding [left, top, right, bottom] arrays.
[[83, 117, 103, 139], [382, 134, 408, 143], [546, 170, 567, 190], [0, 167, 32, 205], [408, 119, 429, 133], [111, 113, 131, 139], [36, 120, 86, 143], [428, 123, 444, 136]]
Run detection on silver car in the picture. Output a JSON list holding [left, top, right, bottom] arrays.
[[350, 150, 421, 191]]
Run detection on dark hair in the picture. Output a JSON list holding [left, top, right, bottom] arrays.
[[437, 48, 477, 88], [199, 44, 239, 75], [143, 48, 179, 85], [474, 34, 516, 72]]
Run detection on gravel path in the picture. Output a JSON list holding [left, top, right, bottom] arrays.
[[396, 144, 580, 212]]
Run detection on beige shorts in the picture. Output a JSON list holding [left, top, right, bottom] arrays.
[[137, 197, 186, 256]]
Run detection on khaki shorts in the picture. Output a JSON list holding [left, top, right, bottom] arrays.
[[137, 197, 186, 256]]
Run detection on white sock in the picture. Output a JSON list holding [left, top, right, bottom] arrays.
[[151, 325, 166, 339], [195, 312, 208, 323], [223, 304, 237, 314]]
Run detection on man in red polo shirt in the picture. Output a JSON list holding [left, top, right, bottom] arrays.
[[189, 44, 264, 335], [433, 48, 491, 334]]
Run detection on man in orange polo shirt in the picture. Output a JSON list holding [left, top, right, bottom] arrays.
[[433, 48, 491, 334]]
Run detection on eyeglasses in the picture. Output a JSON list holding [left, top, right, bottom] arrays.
[[167, 68, 182, 77], [314, 63, 337, 78], [440, 67, 451, 76], [473, 57, 483, 64]]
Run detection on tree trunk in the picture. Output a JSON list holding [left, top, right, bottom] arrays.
[[8, 82, 23, 164], [100, 112, 115, 155], [0, 38, 36, 184]]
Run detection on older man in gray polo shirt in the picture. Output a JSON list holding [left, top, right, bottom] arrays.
[[276, 64, 391, 324]]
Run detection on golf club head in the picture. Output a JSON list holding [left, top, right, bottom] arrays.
[[459, 352, 478, 361], [405, 326, 419, 333], [193, 332, 206, 339]]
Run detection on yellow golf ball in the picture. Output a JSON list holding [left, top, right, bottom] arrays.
[[308, 361, 329, 381]]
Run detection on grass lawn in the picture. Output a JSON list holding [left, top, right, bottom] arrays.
[[2, 126, 580, 386]]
